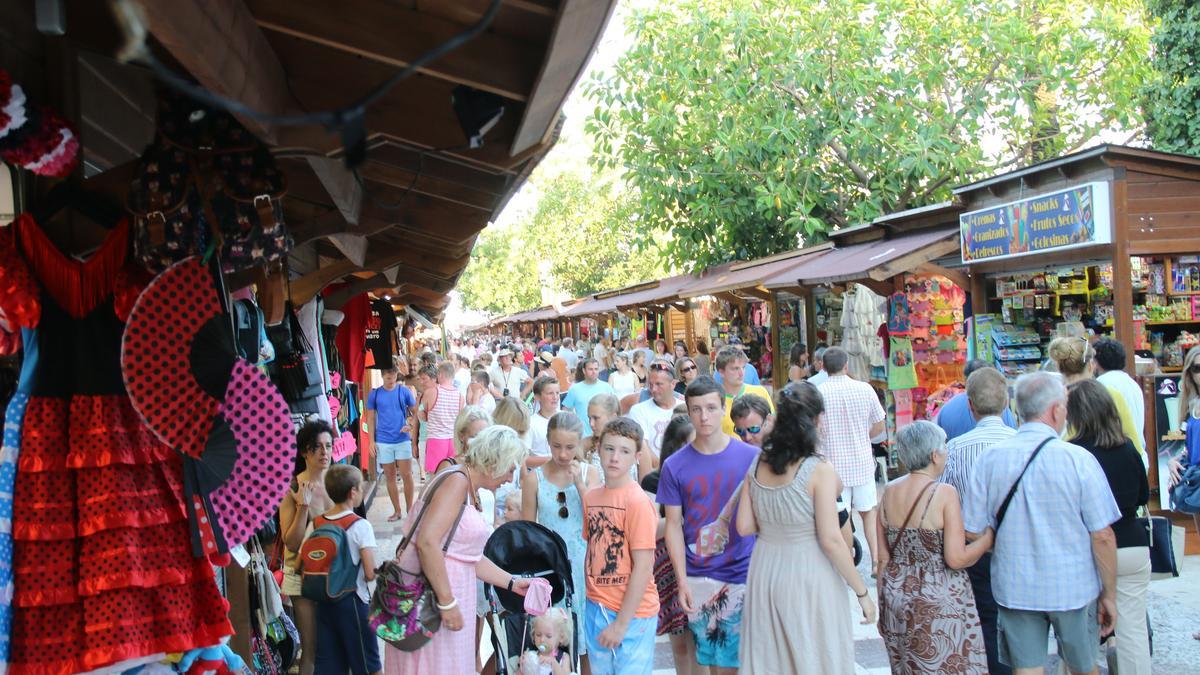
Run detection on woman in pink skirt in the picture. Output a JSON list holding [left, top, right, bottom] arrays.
[[386, 425, 532, 674], [420, 361, 466, 473]]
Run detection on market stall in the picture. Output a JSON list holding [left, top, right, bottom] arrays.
[[763, 225, 968, 444], [955, 145, 1200, 513], [0, 0, 615, 669]]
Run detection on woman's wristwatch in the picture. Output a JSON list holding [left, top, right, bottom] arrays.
[[506, 576, 516, 591]]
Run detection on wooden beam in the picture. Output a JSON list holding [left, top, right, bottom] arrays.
[[359, 161, 498, 212], [291, 260, 457, 306], [131, 0, 298, 144], [248, 0, 541, 102], [328, 233, 368, 267], [511, 0, 617, 155], [306, 156, 362, 225], [914, 262, 970, 290], [323, 274, 388, 310], [854, 278, 894, 297], [266, 33, 528, 171], [739, 286, 773, 301]]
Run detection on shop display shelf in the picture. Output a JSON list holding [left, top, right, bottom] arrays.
[[1144, 319, 1200, 326], [1162, 433, 1186, 442]]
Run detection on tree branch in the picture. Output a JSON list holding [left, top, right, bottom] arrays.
[[771, 82, 873, 187]]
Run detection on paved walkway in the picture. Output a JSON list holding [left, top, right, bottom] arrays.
[[366, 476, 1200, 674]]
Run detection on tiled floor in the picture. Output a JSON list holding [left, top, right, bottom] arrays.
[[366, 474, 1200, 674]]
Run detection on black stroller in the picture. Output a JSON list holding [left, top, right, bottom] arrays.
[[483, 521, 578, 675]]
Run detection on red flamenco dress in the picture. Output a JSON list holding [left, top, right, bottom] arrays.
[[0, 215, 232, 674]]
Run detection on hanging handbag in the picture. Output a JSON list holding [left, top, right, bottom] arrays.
[[1169, 463, 1200, 514], [129, 88, 291, 275], [277, 307, 324, 402], [1138, 514, 1180, 580], [368, 469, 470, 652]]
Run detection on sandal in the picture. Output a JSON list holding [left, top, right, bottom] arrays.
[[387, 512, 404, 522]]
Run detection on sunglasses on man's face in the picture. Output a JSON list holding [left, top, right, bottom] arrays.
[[735, 425, 762, 437], [557, 491, 568, 519]]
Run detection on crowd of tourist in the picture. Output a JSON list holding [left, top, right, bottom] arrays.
[[275, 332, 1199, 675]]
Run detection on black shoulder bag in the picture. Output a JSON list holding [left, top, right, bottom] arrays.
[[994, 437, 1053, 530]]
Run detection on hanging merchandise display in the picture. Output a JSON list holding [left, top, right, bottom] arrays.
[[0, 69, 81, 178], [122, 256, 296, 558], [985, 264, 1113, 378], [364, 297, 398, 369], [127, 88, 292, 275], [0, 217, 232, 673], [887, 337, 918, 390], [840, 284, 886, 382], [885, 273, 968, 422]]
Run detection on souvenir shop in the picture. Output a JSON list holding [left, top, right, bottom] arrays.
[[0, 0, 604, 670], [754, 225, 969, 453], [955, 145, 1200, 503]]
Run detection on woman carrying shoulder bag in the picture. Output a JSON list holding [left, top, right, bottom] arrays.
[[384, 425, 533, 674]]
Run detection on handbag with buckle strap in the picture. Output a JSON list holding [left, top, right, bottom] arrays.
[[128, 88, 291, 274], [369, 469, 471, 652]]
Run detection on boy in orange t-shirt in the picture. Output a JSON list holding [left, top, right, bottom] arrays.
[[581, 417, 660, 675]]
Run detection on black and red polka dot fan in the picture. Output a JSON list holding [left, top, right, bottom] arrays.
[[122, 256, 295, 559]]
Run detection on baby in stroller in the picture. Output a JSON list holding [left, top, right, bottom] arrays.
[[485, 520, 579, 675], [520, 607, 573, 674]]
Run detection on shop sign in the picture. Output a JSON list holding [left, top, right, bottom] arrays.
[[959, 182, 1111, 263]]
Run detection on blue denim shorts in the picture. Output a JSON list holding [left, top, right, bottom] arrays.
[[584, 600, 656, 675], [377, 440, 412, 463]]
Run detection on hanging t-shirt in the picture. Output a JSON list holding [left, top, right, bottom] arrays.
[[888, 337, 918, 390], [365, 299, 397, 369]]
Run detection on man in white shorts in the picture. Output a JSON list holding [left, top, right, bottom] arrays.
[[817, 346, 885, 566]]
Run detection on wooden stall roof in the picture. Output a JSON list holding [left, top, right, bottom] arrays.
[[764, 227, 960, 291], [676, 244, 832, 300], [44, 0, 617, 320]]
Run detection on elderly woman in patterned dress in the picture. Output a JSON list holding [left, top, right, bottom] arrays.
[[875, 421, 993, 674]]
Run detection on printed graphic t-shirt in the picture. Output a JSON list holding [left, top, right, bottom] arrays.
[[367, 385, 416, 443], [656, 439, 758, 583], [582, 482, 660, 618]]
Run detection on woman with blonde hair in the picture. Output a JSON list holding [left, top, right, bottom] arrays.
[[1046, 336, 1144, 457], [493, 395, 532, 450], [385, 425, 534, 674], [1167, 346, 1200, 545]]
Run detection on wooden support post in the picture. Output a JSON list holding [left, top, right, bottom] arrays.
[[769, 294, 782, 388]]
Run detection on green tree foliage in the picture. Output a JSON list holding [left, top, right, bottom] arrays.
[[457, 169, 665, 315], [587, 0, 1152, 270], [455, 224, 541, 316], [1143, 1, 1200, 155]]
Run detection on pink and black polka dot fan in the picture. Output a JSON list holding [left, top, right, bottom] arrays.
[[122, 256, 295, 559]]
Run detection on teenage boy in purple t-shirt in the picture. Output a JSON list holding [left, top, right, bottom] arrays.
[[657, 376, 757, 675]]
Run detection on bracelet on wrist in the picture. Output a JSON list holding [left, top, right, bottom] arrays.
[[856, 589, 869, 598], [507, 576, 515, 591], [436, 598, 458, 611]]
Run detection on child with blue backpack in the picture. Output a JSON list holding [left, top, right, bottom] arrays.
[[300, 464, 380, 675]]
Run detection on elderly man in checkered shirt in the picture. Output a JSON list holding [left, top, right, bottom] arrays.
[[816, 346, 886, 566], [963, 371, 1120, 675]]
